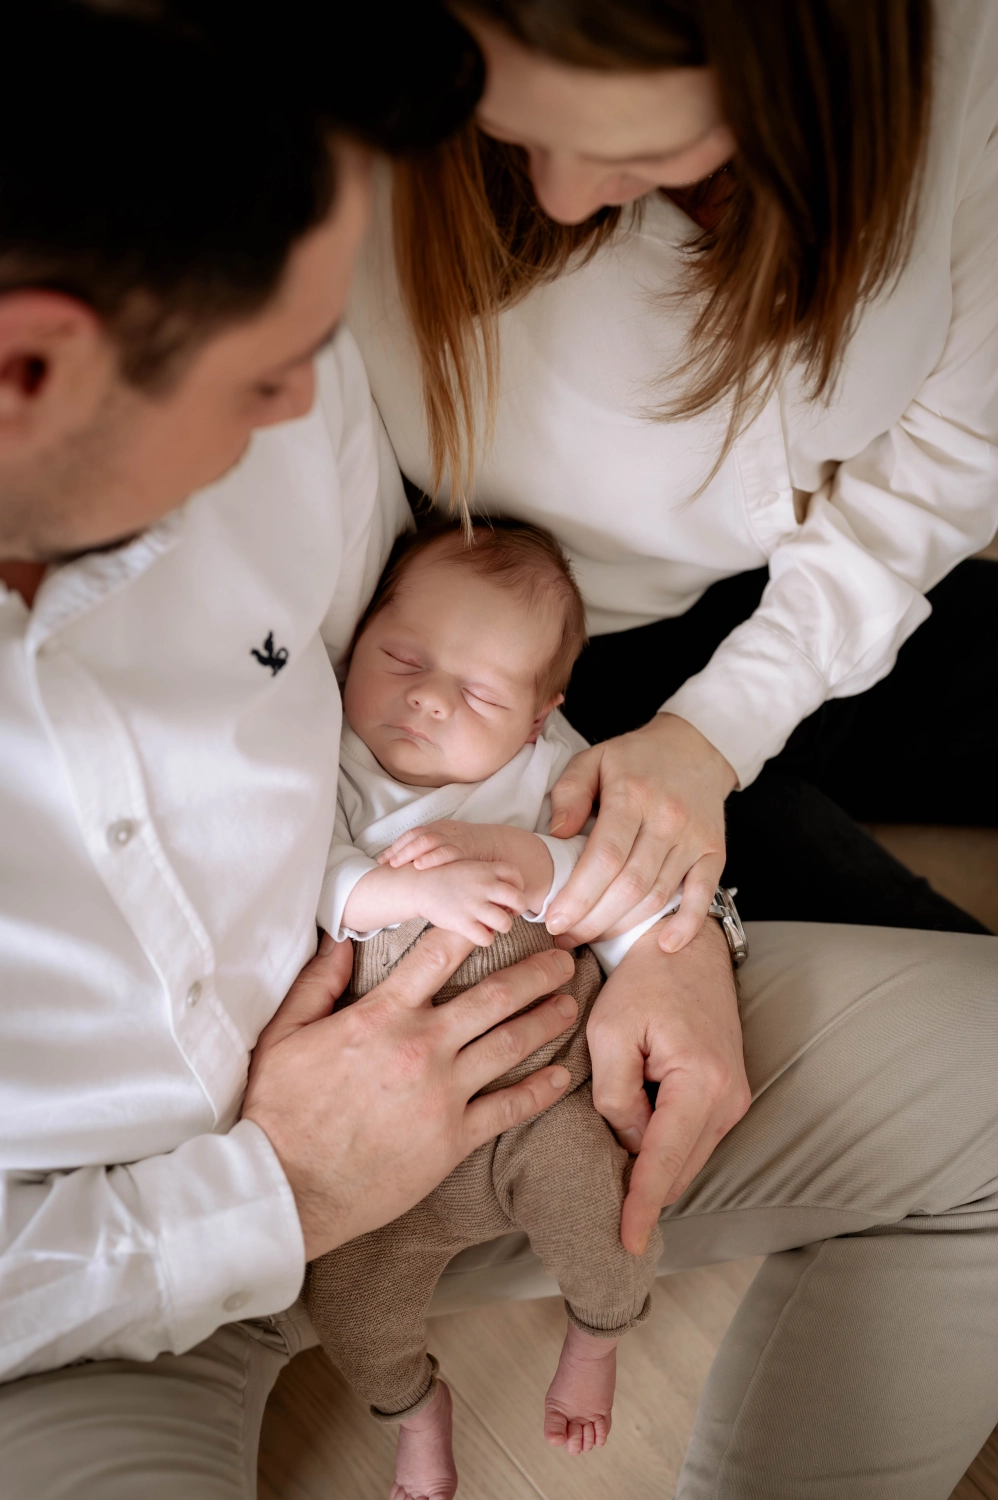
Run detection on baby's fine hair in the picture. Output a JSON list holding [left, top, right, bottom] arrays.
[[356, 515, 588, 703]]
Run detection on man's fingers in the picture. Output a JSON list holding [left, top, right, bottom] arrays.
[[256, 935, 354, 1048], [548, 745, 602, 840], [546, 799, 643, 935], [460, 986, 578, 1093], [658, 855, 724, 954], [370, 925, 476, 1011], [449, 943, 575, 1048], [618, 1082, 705, 1255], [464, 1064, 573, 1150]]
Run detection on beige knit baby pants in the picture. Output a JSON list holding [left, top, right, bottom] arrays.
[[304, 917, 662, 1422]]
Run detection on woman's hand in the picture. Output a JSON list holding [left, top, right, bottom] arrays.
[[545, 713, 737, 953], [585, 918, 750, 1256]]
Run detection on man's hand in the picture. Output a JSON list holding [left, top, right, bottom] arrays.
[[242, 928, 578, 1261], [545, 713, 737, 954], [585, 918, 750, 1256], [380, 820, 555, 915]]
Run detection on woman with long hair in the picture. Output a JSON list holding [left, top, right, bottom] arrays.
[[353, 0, 996, 951], [344, 2, 998, 1492]]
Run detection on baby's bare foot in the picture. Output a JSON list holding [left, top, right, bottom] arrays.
[[390, 1380, 458, 1500], [543, 1322, 619, 1456]]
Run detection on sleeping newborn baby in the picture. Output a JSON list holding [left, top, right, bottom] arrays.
[[305, 517, 677, 1500]]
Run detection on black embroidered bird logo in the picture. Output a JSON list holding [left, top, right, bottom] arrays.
[[250, 631, 289, 676]]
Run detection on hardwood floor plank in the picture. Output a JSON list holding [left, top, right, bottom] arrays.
[[955, 1429, 998, 1500], [258, 1345, 538, 1500], [424, 1265, 754, 1499]]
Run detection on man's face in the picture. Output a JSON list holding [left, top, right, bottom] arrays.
[[0, 142, 371, 562]]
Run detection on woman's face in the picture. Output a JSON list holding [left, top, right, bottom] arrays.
[[459, 12, 736, 225]]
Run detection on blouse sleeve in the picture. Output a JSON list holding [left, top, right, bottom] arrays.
[[662, 121, 998, 788]]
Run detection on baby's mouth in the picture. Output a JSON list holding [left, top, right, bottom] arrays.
[[388, 722, 434, 746]]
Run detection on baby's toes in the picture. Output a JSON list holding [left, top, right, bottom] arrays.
[[593, 1414, 610, 1449], [543, 1406, 569, 1447], [566, 1418, 586, 1456]]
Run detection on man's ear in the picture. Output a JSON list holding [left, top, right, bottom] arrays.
[[0, 291, 114, 452], [526, 691, 565, 743]]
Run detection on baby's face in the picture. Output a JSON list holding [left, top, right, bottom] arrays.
[[344, 551, 563, 787]]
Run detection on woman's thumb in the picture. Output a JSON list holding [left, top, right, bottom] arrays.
[[549, 747, 600, 838]]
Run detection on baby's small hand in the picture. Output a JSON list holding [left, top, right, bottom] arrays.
[[414, 859, 527, 946], [380, 821, 503, 871]]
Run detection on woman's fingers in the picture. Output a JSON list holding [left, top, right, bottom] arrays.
[[658, 854, 725, 954], [618, 1079, 706, 1256], [554, 824, 682, 943], [464, 1064, 573, 1152], [587, 1013, 654, 1154], [548, 744, 602, 839], [546, 794, 644, 935]]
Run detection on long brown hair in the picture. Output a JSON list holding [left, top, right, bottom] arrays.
[[393, 0, 933, 499]]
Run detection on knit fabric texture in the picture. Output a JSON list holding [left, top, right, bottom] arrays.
[[304, 916, 661, 1422]]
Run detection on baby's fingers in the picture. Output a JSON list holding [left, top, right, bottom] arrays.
[[412, 845, 464, 870], [379, 827, 440, 866]]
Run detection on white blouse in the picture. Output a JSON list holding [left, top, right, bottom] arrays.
[[348, 0, 998, 787]]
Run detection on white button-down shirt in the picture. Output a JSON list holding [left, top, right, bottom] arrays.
[[349, 0, 998, 787], [0, 332, 409, 1381]]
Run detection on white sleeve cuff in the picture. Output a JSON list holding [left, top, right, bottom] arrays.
[[524, 834, 588, 923], [127, 1118, 305, 1356], [660, 618, 828, 788], [589, 885, 683, 975], [317, 849, 381, 942]]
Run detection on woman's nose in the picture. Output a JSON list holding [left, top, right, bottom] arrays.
[[527, 147, 617, 225]]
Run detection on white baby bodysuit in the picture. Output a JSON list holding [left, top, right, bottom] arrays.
[[320, 709, 680, 974]]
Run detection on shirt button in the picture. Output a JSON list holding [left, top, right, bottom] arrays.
[[223, 1291, 251, 1314], [186, 981, 203, 1008], [107, 819, 136, 849]]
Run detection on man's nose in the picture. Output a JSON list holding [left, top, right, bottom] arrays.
[[405, 676, 453, 718]]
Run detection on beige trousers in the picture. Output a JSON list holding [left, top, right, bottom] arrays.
[[3, 922, 998, 1500]]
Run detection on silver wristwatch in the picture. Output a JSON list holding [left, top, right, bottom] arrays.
[[708, 886, 748, 968]]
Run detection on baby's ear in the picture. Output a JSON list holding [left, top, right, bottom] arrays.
[[526, 693, 565, 742]]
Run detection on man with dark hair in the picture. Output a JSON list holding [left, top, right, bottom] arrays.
[[0, 4, 580, 1491]]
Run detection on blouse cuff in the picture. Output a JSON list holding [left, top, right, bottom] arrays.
[[660, 617, 828, 789]]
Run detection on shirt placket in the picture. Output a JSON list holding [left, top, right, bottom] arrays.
[[25, 535, 247, 1127]]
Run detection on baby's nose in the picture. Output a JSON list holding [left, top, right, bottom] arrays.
[[406, 679, 452, 717]]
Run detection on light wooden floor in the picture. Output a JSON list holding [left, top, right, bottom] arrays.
[[259, 824, 998, 1499]]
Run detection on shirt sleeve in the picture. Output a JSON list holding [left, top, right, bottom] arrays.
[[316, 778, 381, 942], [662, 119, 998, 788], [0, 1119, 304, 1382]]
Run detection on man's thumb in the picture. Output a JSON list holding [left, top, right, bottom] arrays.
[[263, 934, 354, 1043]]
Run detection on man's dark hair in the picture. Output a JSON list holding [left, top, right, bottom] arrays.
[[0, 1, 482, 384]]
